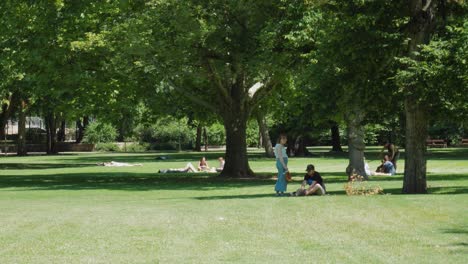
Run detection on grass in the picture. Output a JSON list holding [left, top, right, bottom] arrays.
[[0, 147, 467, 263]]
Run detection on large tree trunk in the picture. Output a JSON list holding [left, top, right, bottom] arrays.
[[57, 120, 66, 142], [17, 100, 27, 156], [402, 0, 437, 193], [403, 99, 427, 193], [330, 122, 343, 152], [0, 102, 10, 140], [256, 112, 274, 157], [219, 112, 254, 178], [45, 112, 58, 154], [292, 135, 310, 157], [0, 92, 19, 139], [345, 107, 367, 180], [194, 124, 202, 151], [76, 116, 89, 143], [203, 126, 208, 152]]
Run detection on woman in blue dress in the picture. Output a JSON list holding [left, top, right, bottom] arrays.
[[274, 133, 289, 196]]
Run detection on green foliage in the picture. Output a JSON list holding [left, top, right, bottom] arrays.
[[83, 121, 118, 144], [134, 117, 194, 150], [95, 142, 120, 152], [206, 123, 225, 146], [123, 142, 149, 153]]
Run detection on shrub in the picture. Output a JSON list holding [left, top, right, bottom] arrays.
[[95, 142, 120, 152], [122, 142, 149, 152], [83, 121, 118, 144], [134, 117, 194, 150]]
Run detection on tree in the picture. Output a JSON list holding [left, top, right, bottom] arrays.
[[397, 0, 467, 193], [110, 1, 301, 177]]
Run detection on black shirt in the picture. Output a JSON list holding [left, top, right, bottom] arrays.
[[303, 171, 324, 189]]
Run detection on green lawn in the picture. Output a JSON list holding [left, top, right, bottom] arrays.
[[1, 147, 467, 263]]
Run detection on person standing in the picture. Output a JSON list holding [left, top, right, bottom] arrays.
[[274, 133, 289, 196]]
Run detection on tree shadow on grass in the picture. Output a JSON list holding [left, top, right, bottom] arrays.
[[381, 186, 468, 195], [441, 228, 468, 235], [0, 172, 274, 192], [0, 163, 97, 170]]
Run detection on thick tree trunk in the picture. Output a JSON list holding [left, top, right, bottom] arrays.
[[0, 103, 9, 140], [345, 108, 367, 180], [219, 113, 254, 178], [76, 116, 89, 143], [194, 124, 202, 151], [330, 122, 343, 152], [293, 135, 310, 157], [403, 99, 427, 193], [0, 92, 19, 139], [203, 126, 208, 152], [57, 120, 66, 142], [256, 112, 274, 157], [45, 112, 58, 154], [17, 100, 27, 156], [402, 0, 437, 193]]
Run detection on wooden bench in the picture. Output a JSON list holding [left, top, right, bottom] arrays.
[[426, 139, 447, 148], [461, 139, 468, 147]]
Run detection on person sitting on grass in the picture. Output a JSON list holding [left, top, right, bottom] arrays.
[[198, 157, 210, 172], [293, 164, 326, 196], [216, 157, 225, 172], [372, 154, 396, 176]]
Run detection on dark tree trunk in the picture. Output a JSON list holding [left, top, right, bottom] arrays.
[[203, 126, 208, 151], [0, 103, 9, 140], [256, 112, 274, 157], [17, 100, 27, 156], [403, 99, 427, 193], [330, 122, 343, 152], [402, 0, 437, 193], [345, 108, 367, 180], [292, 135, 310, 157], [0, 92, 19, 139], [57, 120, 66, 142], [76, 116, 89, 143], [220, 96, 255, 178], [219, 112, 254, 178], [45, 112, 58, 154], [194, 124, 202, 151]]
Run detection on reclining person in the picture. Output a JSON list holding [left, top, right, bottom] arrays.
[[158, 162, 198, 173]]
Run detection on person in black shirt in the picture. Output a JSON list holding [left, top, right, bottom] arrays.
[[293, 164, 326, 196]]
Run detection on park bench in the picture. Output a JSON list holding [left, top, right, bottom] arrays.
[[461, 139, 468, 147], [426, 139, 447, 148]]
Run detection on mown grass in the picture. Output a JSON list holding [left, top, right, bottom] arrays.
[[0, 147, 467, 263]]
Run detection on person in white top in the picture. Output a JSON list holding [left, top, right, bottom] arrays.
[[274, 133, 289, 196]]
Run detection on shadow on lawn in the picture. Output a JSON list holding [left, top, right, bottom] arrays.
[[0, 172, 274, 191], [0, 163, 96, 170]]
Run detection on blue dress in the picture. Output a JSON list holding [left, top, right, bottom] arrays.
[[274, 143, 288, 192]]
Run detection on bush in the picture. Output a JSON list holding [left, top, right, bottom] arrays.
[[134, 117, 194, 150], [83, 121, 118, 144], [95, 142, 120, 152], [206, 123, 225, 146], [122, 142, 149, 152]]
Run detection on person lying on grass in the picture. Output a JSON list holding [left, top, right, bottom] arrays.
[[293, 164, 326, 196], [159, 162, 219, 173], [159, 162, 198, 173], [97, 161, 143, 167]]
